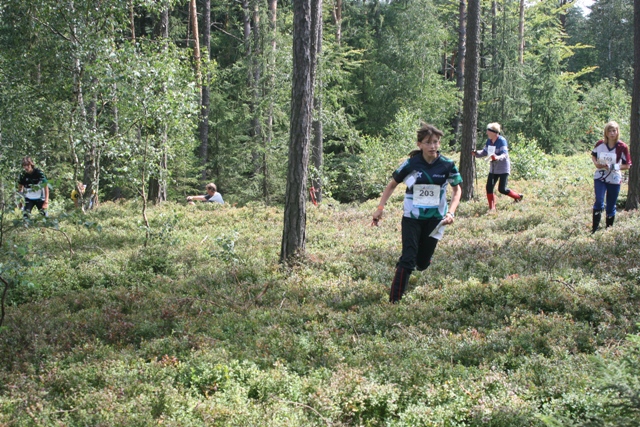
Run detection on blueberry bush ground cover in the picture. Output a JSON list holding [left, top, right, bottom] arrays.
[[0, 153, 639, 426]]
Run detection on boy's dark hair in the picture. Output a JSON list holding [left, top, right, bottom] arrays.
[[416, 123, 444, 143], [410, 123, 444, 157], [22, 156, 35, 167], [206, 183, 217, 192]]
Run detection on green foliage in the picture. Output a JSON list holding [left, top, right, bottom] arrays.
[[211, 231, 241, 265], [325, 109, 442, 203], [350, 0, 458, 135], [577, 79, 632, 144], [539, 329, 640, 426], [587, 0, 635, 88], [130, 244, 175, 276], [0, 0, 637, 422], [1, 0, 633, 208], [478, 0, 622, 155], [98, 42, 199, 199], [590, 330, 640, 426], [509, 133, 550, 180]]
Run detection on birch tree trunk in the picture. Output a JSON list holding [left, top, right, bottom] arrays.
[[332, 0, 342, 46], [311, 7, 324, 204], [518, 0, 525, 65], [129, 0, 136, 42], [452, 0, 466, 144], [148, 8, 170, 204], [83, 84, 99, 210], [265, 0, 278, 205], [68, 0, 98, 210]]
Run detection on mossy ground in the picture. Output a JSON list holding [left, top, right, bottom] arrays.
[[1, 153, 639, 426]]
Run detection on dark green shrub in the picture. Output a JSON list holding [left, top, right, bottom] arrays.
[[129, 245, 175, 276]]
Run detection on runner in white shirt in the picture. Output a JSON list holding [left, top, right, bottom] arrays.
[[187, 183, 224, 205], [590, 121, 631, 233]]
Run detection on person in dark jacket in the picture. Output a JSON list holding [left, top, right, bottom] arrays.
[[17, 156, 49, 219]]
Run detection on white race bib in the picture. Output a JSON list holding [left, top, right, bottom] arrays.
[[598, 152, 616, 165], [413, 184, 440, 208], [487, 145, 496, 156]]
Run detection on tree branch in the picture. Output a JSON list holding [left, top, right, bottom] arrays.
[[211, 23, 243, 42], [32, 16, 73, 43], [41, 227, 75, 256], [0, 274, 9, 328]]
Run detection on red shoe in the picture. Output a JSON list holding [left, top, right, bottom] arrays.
[[507, 190, 523, 202]]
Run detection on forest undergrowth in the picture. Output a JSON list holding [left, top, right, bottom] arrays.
[[1, 154, 639, 426]]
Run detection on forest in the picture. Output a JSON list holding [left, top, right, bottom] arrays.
[[1, 0, 640, 425], [0, 0, 635, 206]]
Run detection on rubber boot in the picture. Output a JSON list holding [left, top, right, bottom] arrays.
[[507, 190, 523, 202], [487, 193, 496, 212], [592, 209, 602, 233], [390, 266, 411, 303], [606, 215, 615, 228]]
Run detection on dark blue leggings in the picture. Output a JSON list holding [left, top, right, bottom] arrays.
[[593, 179, 620, 217], [486, 173, 511, 195]]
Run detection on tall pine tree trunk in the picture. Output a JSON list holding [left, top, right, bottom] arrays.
[[280, 0, 321, 263], [242, 0, 263, 180], [626, 0, 640, 209], [190, 0, 201, 86], [460, 0, 481, 201], [200, 0, 211, 180], [491, 0, 497, 76]]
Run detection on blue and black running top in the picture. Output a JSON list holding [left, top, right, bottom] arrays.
[[18, 168, 48, 201], [392, 153, 462, 220], [475, 135, 510, 175]]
